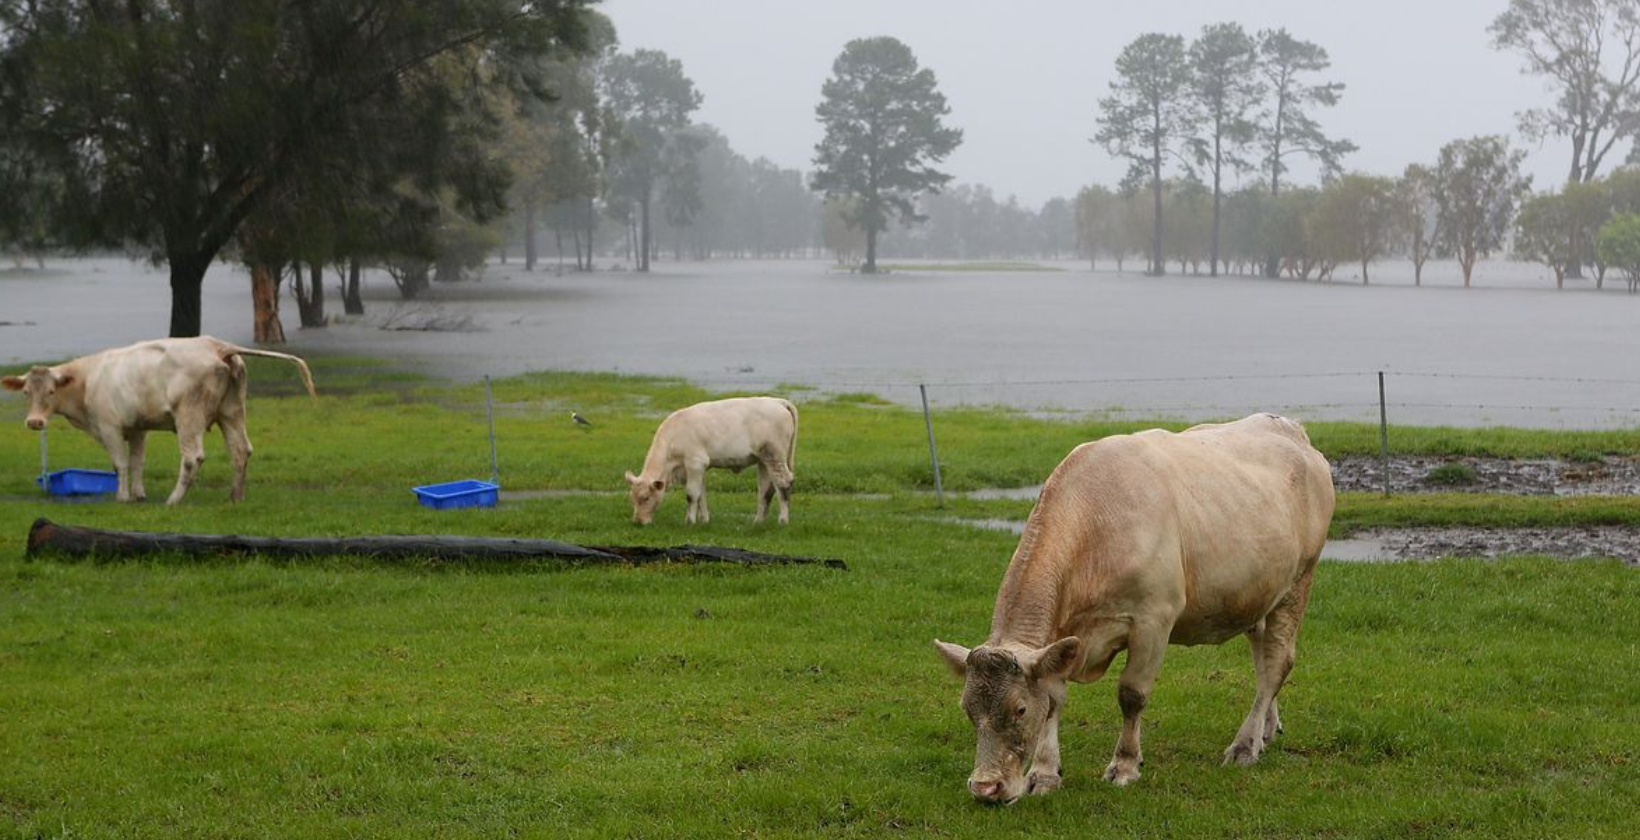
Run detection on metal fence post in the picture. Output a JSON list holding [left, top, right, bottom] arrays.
[[485, 375, 499, 485], [919, 383, 945, 508], [1378, 371, 1390, 497], [39, 429, 48, 484]]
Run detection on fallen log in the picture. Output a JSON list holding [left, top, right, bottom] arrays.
[[25, 519, 847, 570]]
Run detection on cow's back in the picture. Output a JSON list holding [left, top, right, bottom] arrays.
[[1019, 414, 1333, 648], [81, 338, 233, 431], [658, 397, 795, 466]]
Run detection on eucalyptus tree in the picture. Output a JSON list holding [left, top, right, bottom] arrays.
[[1516, 190, 1580, 288], [811, 36, 962, 274], [1492, 0, 1640, 277], [1395, 164, 1442, 286], [0, 0, 593, 337], [1187, 23, 1263, 276], [1311, 174, 1400, 284], [1095, 33, 1192, 275], [1254, 29, 1355, 276], [601, 49, 703, 272], [1433, 136, 1533, 287]]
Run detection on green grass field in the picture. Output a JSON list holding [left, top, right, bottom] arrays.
[[2, 364, 1637, 839]]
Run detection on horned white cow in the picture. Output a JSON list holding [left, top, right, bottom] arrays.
[[624, 396, 798, 525], [3, 336, 316, 505], [934, 413, 1334, 804]]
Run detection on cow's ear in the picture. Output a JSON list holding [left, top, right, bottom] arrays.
[[1027, 637, 1082, 681], [0, 376, 22, 391], [53, 374, 73, 389], [623, 470, 640, 486], [933, 639, 971, 678], [650, 479, 665, 492]]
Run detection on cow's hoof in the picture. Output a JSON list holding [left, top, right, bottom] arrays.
[[1223, 741, 1261, 767], [1026, 770, 1061, 795], [1102, 760, 1140, 786]]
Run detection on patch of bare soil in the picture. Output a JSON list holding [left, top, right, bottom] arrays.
[[1348, 526, 1640, 565], [1331, 455, 1640, 496]]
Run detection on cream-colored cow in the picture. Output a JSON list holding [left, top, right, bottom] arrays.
[[935, 414, 1335, 803], [624, 396, 798, 525], [4, 336, 315, 504]]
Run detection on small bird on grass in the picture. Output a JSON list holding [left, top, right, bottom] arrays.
[[571, 411, 593, 430]]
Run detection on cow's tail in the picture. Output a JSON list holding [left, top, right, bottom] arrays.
[[782, 399, 799, 472], [220, 343, 317, 399]]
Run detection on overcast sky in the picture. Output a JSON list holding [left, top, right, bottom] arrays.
[[599, 0, 1591, 207]]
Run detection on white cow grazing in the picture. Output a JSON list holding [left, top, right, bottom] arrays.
[[624, 396, 798, 525], [934, 414, 1334, 804], [4, 336, 316, 505]]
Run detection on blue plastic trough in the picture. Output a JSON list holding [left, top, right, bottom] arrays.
[[412, 479, 499, 510], [38, 469, 119, 497]]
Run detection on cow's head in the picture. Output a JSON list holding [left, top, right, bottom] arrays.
[[934, 637, 1081, 805], [624, 470, 667, 525], [1, 366, 73, 431]]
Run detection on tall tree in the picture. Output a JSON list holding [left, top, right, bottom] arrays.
[[1434, 136, 1533, 287], [811, 36, 962, 274], [1492, 0, 1640, 186], [1187, 23, 1263, 277], [1095, 33, 1191, 276], [601, 48, 702, 272], [1493, 0, 1640, 278], [0, 0, 592, 338], [1395, 164, 1442, 286], [1255, 28, 1356, 276]]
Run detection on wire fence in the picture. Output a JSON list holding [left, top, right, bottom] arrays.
[[685, 369, 1640, 505]]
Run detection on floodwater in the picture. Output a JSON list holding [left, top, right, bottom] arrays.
[[3, 255, 1638, 428]]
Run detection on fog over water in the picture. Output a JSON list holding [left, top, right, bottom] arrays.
[[603, 0, 1572, 205], [4, 258, 1637, 430]]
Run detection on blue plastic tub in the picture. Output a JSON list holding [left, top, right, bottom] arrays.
[[38, 469, 119, 497], [412, 479, 499, 510]]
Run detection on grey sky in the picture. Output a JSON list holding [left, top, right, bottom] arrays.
[[601, 0, 1588, 206]]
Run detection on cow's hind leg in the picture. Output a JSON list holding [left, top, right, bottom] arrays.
[[166, 412, 210, 506], [220, 415, 252, 503], [1225, 564, 1316, 766], [1104, 619, 1170, 786], [768, 457, 794, 525]]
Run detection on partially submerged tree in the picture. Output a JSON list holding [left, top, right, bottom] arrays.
[[1254, 29, 1356, 276], [1311, 174, 1400, 284], [811, 36, 962, 274], [601, 48, 703, 272], [1095, 33, 1192, 276], [1187, 23, 1263, 276], [1596, 211, 1640, 292], [1516, 190, 1579, 288], [0, 0, 593, 338], [1395, 164, 1442, 286], [1433, 136, 1533, 287]]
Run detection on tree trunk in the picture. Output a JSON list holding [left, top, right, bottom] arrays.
[[167, 254, 209, 338], [864, 227, 878, 274], [24, 518, 848, 569], [1149, 169, 1163, 276], [1361, 258, 1369, 285], [250, 262, 286, 344], [523, 201, 537, 272], [1210, 133, 1222, 277], [295, 261, 326, 328], [342, 257, 364, 315], [638, 187, 652, 272]]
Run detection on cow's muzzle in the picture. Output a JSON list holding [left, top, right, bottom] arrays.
[[25, 417, 45, 431]]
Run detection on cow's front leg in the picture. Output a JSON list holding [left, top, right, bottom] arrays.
[[1104, 621, 1168, 786], [753, 463, 773, 524], [95, 424, 135, 502], [684, 467, 707, 525], [1028, 684, 1068, 795], [125, 430, 148, 502]]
